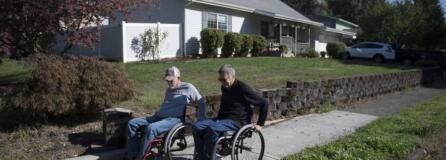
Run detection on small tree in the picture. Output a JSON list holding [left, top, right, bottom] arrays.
[[279, 44, 289, 55], [131, 28, 167, 62], [0, 0, 158, 58]]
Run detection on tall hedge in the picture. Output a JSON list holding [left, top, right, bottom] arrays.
[[251, 35, 267, 57], [326, 42, 347, 59], [200, 29, 224, 58], [1, 54, 134, 121], [221, 32, 242, 58], [235, 35, 253, 57]]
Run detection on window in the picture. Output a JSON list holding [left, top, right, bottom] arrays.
[[207, 13, 228, 32], [354, 43, 383, 49]]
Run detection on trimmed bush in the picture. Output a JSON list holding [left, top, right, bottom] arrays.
[[200, 29, 224, 58], [279, 44, 289, 55], [326, 42, 347, 59], [221, 32, 242, 58], [235, 35, 253, 57], [307, 48, 319, 58], [1, 54, 134, 121], [251, 35, 267, 57]]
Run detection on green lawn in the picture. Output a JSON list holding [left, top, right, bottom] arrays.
[[284, 94, 446, 160], [124, 57, 404, 111]]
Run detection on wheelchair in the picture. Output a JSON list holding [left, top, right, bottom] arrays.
[[212, 124, 265, 160], [136, 122, 195, 160]]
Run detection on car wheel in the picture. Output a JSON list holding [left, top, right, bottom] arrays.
[[373, 54, 384, 63], [403, 58, 413, 66]]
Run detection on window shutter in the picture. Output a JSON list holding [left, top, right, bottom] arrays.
[[228, 16, 232, 32], [202, 12, 208, 29]]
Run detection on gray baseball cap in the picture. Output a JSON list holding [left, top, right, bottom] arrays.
[[165, 66, 180, 80]]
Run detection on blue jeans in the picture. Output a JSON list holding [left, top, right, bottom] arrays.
[[193, 119, 239, 160], [126, 115, 182, 159]]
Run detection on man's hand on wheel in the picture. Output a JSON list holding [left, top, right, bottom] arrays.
[[253, 124, 262, 132]]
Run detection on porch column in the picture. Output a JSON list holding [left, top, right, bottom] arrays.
[[295, 25, 298, 54], [308, 26, 311, 44], [279, 23, 282, 44]]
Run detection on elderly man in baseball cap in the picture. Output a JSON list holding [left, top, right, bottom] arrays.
[[126, 66, 207, 160]]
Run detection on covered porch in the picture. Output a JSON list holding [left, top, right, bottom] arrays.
[[260, 20, 316, 55]]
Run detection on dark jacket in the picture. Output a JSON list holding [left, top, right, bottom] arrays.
[[217, 79, 268, 126]]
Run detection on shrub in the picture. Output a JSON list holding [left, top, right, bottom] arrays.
[[279, 45, 289, 55], [320, 51, 327, 58], [251, 35, 267, 57], [414, 59, 438, 67], [131, 28, 168, 61], [1, 54, 134, 121], [307, 48, 319, 58], [221, 32, 242, 58], [326, 42, 347, 59], [200, 29, 224, 58], [235, 35, 253, 57]]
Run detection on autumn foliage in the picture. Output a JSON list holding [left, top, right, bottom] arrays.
[[1, 54, 134, 121]]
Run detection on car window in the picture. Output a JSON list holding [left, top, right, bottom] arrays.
[[353, 44, 368, 48], [354, 43, 383, 49], [368, 44, 383, 48]]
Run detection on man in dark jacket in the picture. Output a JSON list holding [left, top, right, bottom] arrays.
[[192, 64, 268, 160]]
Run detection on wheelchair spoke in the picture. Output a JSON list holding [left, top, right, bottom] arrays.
[[233, 130, 265, 160], [167, 136, 195, 160]]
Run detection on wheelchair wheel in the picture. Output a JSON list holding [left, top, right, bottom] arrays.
[[164, 123, 195, 160], [213, 136, 233, 160], [231, 125, 265, 160]]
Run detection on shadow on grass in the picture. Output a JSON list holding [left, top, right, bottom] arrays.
[[69, 132, 123, 155], [69, 132, 104, 147], [336, 58, 415, 70]]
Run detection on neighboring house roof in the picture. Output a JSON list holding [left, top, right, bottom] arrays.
[[188, 0, 323, 26], [324, 27, 356, 37], [316, 15, 360, 28], [337, 18, 359, 28]]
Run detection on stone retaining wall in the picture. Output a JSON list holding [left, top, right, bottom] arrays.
[[187, 67, 443, 122]]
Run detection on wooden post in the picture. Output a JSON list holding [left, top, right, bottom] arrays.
[[308, 26, 311, 45], [279, 23, 282, 44], [295, 25, 298, 55]]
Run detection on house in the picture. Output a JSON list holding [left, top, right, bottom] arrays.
[[313, 15, 360, 54], [59, 0, 359, 62]]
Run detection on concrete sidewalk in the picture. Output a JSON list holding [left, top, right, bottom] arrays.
[[262, 111, 378, 159], [67, 83, 446, 160], [67, 111, 378, 160]]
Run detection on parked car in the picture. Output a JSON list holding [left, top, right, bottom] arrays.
[[347, 42, 396, 63]]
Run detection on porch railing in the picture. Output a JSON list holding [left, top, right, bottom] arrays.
[[280, 37, 310, 55]]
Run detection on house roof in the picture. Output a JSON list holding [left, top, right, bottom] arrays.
[[188, 0, 323, 26]]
